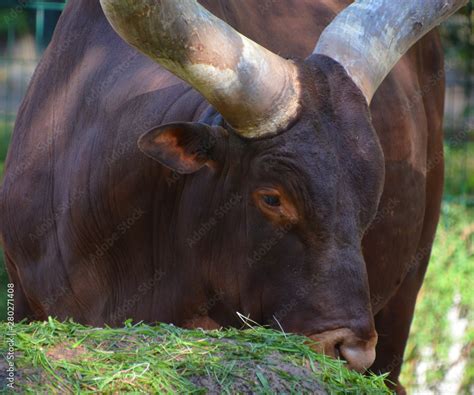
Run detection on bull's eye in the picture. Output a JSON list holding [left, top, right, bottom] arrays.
[[262, 194, 281, 207], [253, 187, 298, 224]]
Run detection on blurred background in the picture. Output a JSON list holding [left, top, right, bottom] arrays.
[[0, 1, 472, 393]]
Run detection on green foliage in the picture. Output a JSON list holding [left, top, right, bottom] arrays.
[[0, 122, 12, 322], [401, 203, 474, 394], [0, 121, 12, 174], [444, 142, 474, 201], [0, 256, 5, 322], [0, 7, 30, 37], [0, 318, 391, 394], [0, 3, 472, 393], [440, 3, 474, 72], [0, 120, 473, 392]]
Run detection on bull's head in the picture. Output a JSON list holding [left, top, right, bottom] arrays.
[[100, 0, 467, 372]]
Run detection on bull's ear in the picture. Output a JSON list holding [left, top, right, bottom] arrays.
[[138, 122, 226, 174]]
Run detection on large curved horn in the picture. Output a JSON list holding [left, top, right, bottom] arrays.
[[314, 0, 468, 104], [100, 0, 300, 138]]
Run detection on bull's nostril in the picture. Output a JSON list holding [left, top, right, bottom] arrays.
[[334, 342, 342, 359], [308, 328, 377, 372], [339, 343, 376, 373]]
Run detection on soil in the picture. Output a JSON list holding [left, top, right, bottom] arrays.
[[1, 340, 328, 394], [189, 352, 327, 394]]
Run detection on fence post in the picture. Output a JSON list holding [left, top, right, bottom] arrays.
[[35, 3, 45, 51]]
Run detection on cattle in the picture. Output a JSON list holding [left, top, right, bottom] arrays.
[[0, 0, 467, 392]]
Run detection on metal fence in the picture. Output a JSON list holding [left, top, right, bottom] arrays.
[[0, 0, 473, 204], [0, 0, 66, 133]]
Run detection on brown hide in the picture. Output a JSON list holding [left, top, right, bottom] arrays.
[[0, 0, 445, 390]]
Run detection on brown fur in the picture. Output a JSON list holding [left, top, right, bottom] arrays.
[[0, 1, 444, 391]]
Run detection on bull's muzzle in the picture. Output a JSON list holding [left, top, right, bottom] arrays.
[[309, 328, 378, 372]]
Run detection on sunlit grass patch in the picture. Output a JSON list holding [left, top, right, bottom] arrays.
[[402, 204, 474, 393], [0, 318, 391, 394], [0, 121, 12, 172]]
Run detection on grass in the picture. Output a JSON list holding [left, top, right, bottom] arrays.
[[0, 121, 12, 171], [401, 203, 474, 394], [0, 318, 391, 394], [0, 123, 473, 393], [444, 141, 474, 202], [0, 121, 12, 322]]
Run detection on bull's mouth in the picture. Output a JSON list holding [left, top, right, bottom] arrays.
[[306, 328, 378, 372]]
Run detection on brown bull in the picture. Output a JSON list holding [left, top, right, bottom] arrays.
[[0, 0, 467, 392]]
